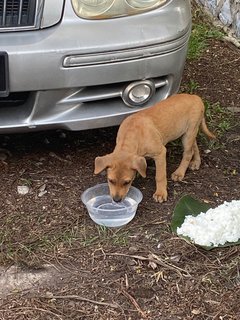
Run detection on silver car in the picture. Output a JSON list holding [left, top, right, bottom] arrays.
[[0, 0, 191, 133]]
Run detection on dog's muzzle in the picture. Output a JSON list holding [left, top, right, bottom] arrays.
[[112, 195, 122, 203]]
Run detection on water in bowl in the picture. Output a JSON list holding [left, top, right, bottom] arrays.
[[87, 195, 137, 227]]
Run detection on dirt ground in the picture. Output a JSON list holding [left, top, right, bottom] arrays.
[[0, 8, 240, 320]]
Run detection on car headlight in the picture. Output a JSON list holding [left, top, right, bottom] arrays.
[[72, 0, 115, 17], [126, 0, 162, 9], [71, 0, 168, 19]]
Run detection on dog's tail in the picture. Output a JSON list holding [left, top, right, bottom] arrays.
[[201, 117, 216, 140]]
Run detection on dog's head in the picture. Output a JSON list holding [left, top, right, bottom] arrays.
[[94, 152, 146, 202]]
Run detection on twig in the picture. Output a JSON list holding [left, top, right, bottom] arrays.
[[40, 294, 119, 309], [107, 252, 191, 277], [128, 219, 166, 229], [121, 288, 147, 319], [125, 273, 129, 290], [0, 307, 63, 320], [49, 152, 72, 164], [223, 35, 240, 48]]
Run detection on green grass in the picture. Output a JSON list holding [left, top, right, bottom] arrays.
[[0, 221, 130, 266], [96, 225, 129, 246], [187, 23, 224, 60], [204, 101, 233, 136], [200, 100, 235, 149], [18, 177, 32, 187], [185, 79, 199, 94]]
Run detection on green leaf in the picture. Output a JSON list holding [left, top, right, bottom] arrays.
[[171, 195, 240, 250], [171, 195, 210, 233]]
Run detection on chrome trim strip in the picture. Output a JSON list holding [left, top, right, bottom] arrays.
[[2, 0, 7, 25], [57, 79, 167, 105], [63, 30, 191, 68], [0, 0, 44, 32], [18, 0, 24, 25]]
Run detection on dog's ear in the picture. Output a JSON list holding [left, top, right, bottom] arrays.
[[94, 154, 112, 174], [132, 156, 147, 178]]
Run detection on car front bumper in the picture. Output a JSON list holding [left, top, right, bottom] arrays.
[[0, 0, 191, 133]]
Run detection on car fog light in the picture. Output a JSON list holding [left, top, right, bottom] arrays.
[[122, 80, 155, 107]]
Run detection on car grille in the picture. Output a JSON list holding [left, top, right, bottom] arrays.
[[0, 0, 39, 30]]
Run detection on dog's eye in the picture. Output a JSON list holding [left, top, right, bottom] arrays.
[[108, 179, 116, 185], [123, 180, 131, 186]]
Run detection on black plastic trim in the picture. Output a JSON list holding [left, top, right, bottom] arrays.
[[0, 52, 9, 97]]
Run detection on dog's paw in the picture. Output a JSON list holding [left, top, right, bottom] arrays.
[[189, 160, 201, 171], [171, 170, 185, 182], [153, 190, 168, 203]]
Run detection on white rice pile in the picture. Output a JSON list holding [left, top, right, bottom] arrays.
[[177, 200, 240, 246]]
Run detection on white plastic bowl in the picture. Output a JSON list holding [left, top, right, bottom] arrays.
[[81, 183, 143, 227]]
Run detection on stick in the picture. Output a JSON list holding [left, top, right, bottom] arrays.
[[121, 288, 147, 319], [0, 307, 63, 320], [107, 252, 191, 277], [41, 294, 119, 309]]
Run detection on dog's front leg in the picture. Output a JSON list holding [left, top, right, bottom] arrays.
[[153, 147, 168, 203]]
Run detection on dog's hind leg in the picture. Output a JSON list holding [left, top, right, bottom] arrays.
[[171, 130, 197, 181], [189, 140, 201, 170]]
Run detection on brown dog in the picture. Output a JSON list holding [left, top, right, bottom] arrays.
[[94, 94, 215, 203]]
